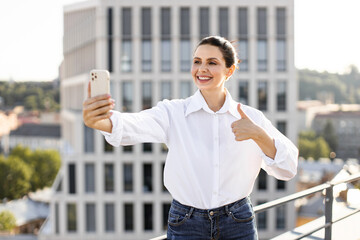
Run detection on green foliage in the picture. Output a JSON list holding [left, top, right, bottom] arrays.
[[298, 130, 331, 159], [0, 155, 32, 200], [298, 65, 360, 104], [321, 120, 338, 152], [0, 145, 61, 200], [0, 81, 59, 111], [0, 210, 16, 231]]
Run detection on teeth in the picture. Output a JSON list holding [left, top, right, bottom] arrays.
[[198, 76, 211, 80]]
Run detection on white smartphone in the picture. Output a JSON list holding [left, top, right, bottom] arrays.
[[90, 69, 110, 97]]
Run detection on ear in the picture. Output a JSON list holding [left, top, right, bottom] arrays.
[[226, 65, 236, 78]]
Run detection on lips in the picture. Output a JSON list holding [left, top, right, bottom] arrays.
[[197, 76, 212, 82]]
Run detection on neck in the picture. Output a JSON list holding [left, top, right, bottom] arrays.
[[200, 88, 227, 112]]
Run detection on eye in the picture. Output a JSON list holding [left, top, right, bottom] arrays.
[[209, 62, 217, 65], [193, 60, 200, 64]]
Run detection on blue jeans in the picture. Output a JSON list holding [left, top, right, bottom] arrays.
[[167, 197, 258, 240]]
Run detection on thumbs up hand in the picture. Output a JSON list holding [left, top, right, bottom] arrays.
[[231, 104, 260, 142]]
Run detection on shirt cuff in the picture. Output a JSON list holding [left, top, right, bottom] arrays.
[[261, 138, 287, 166], [99, 111, 123, 147]]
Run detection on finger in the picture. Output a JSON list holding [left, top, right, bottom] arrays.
[[87, 81, 91, 98], [84, 94, 112, 106], [237, 103, 248, 119]]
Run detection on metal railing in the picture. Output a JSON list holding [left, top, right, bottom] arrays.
[[151, 172, 360, 240]]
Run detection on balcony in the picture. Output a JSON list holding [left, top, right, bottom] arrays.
[[151, 172, 360, 240]]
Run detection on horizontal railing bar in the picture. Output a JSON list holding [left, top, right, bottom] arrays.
[[332, 208, 360, 224], [293, 222, 332, 240], [253, 183, 331, 213]]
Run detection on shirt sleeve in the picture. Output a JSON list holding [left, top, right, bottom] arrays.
[[100, 100, 171, 147], [259, 113, 299, 181]]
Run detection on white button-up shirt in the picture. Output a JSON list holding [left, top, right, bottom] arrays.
[[102, 90, 298, 209]]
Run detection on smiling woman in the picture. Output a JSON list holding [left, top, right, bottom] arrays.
[[83, 36, 299, 240]]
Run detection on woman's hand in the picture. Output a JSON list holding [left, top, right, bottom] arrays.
[[231, 103, 276, 159], [82, 82, 114, 133]]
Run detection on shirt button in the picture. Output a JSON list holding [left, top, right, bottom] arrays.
[[209, 211, 214, 216]]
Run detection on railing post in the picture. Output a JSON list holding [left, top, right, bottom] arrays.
[[325, 185, 333, 240]]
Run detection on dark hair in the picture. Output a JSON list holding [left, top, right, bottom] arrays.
[[196, 36, 239, 68]]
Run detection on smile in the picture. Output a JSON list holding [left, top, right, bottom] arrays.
[[197, 76, 212, 81]]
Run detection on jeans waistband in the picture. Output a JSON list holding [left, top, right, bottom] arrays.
[[171, 197, 249, 217]]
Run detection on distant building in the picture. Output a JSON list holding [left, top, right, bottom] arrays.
[[9, 123, 62, 152], [40, 0, 298, 239]]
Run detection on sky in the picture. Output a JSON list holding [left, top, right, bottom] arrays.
[[0, 0, 359, 81]]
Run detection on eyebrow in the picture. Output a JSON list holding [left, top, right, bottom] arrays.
[[193, 57, 220, 61]]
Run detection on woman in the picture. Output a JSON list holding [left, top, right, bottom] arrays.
[[83, 36, 298, 240]]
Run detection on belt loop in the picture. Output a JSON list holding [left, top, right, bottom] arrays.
[[187, 207, 194, 218], [225, 205, 231, 216]]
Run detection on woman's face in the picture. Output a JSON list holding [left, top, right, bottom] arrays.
[[191, 44, 231, 93]]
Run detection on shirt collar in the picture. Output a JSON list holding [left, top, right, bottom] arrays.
[[185, 89, 241, 119]]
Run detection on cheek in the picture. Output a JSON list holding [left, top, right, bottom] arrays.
[[191, 65, 198, 76]]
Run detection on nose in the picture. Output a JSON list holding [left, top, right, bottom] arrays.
[[198, 63, 207, 72]]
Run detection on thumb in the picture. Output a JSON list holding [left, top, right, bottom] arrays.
[[237, 103, 248, 119]]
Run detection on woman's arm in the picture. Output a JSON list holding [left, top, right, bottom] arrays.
[[83, 82, 114, 133]]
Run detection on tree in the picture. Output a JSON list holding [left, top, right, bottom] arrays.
[[0, 210, 16, 231], [9, 145, 61, 191], [321, 120, 338, 152], [298, 130, 331, 159], [0, 155, 32, 200]]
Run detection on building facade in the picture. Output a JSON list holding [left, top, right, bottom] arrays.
[[40, 0, 298, 239]]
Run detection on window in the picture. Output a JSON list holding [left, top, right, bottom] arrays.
[[143, 143, 153, 152], [258, 81, 268, 111], [67, 203, 77, 232], [104, 138, 114, 152], [161, 8, 171, 72], [144, 203, 153, 230], [276, 8, 286, 71], [84, 125, 94, 153], [238, 40, 249, 71], [142, 8, 152, 72], [238, 8, 248, 71], [199, 8, 209, 39], [161, 81, 172, 100], [85, 163, 95, 193], [104, 164, 114, 192], [180, 8, 191, 72], [68, 163, 76, 194], [277, 180, 286, 190], [276, 205, 286, 229], [219, 8, 228, 39], [277, 81, 287, 111], [256, 200, 267, 229], [122, 8, 132, 36], [55, 203, 59, 234], [143, 163, 153, 192], [124, 203, 134, 231], [162, 203, 171, 230], [105, 203, 115, 232], [142, 81, 152, 110], [277, 39, 286, 71], [142, 40, 152, 72], [161, 40, 172, 72], [238, 81, 249, 105], [180, 81, 192, 98], [180, 40, 191, 72], [121, 40, 132, 72], [258, 169, 267, 190], [257, 8, 267, 72], [122, 82, 133, 112], [277, 121, 287, 136], [123, 163, 133, 192], [107, 8, 113, 72], [123, 145, 133, 152], [257, 40, 267, 72], [85, 203, 96, 232]]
